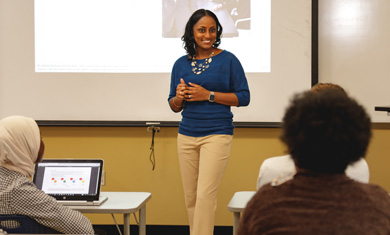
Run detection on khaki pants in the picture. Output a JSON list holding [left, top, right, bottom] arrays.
[[177, 134, 233, 235]]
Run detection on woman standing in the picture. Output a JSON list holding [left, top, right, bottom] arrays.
[[168, 9, 250, 235]]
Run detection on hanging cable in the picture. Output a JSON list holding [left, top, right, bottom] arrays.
[[147, 126, 160, 170], [150, 129, 156, 170]]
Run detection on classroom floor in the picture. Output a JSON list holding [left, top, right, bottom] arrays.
[[93, 225, 233, 235]]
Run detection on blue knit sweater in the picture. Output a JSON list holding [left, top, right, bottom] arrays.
[[168, 50, 250, 137]]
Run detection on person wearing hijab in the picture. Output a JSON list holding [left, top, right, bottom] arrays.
[[0, 115, 95, 234]]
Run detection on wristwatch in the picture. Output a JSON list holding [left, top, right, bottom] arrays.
[[208, 91, 215, 102]]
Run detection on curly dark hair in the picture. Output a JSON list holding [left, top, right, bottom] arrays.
[[181, 9, 223, 59], [281, 90, 372, 173]]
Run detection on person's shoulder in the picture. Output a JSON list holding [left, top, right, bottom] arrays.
[[219, 50, 236, 59], [174, 54, 190, 64], [260, 155, 295, 174], [345, 158, 369, 183], [13, 174, 43, 194], [218, 50, 244, 67], [343, 180, 390, 209], [359, 182, 390, 199], [258, 179, 293, 197], [2, 169, 48, 200], [249, 181, 292, 211], [257, 155, 295, 190], [0, 168, 43, 195], [172, 55, 190, 72], [0, 167, 30, 185], [263, 155, 292, 165]]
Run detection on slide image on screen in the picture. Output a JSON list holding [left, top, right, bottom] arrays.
[[162, 0, 251, 38], [41, 167, 92, 194], [34, 0, 269, 73]]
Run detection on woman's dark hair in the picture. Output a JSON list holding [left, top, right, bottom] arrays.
[[181, 9, 223, 59], [281, 90, 372, 173]]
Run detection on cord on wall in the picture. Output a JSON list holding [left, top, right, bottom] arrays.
[[147, 126, 160, 170]]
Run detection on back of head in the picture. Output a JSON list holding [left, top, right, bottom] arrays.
[[281, 90, 371, 173], [0, 116, 40, 177], [311, 83, 347, 95]]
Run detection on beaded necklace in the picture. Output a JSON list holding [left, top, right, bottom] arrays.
[[191, 51, 214, 75]]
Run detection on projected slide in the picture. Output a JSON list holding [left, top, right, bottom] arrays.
[[41, 167, 92, 194], [34, 0, 270, 73]]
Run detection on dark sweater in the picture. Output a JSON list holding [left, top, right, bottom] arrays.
[[238, 171, 390, 235]]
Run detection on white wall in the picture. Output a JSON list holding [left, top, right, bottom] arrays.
[[318, 0, 390, 122]]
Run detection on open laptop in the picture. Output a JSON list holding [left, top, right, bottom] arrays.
[[33, 159, 108, 206]]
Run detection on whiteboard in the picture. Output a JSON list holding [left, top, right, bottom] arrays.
[[0, 0, 315, 126]]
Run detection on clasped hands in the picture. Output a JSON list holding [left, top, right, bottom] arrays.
[[176, 78, 209, 102]]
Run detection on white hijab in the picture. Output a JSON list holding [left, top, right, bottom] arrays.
[[0, 116, 40, 178]]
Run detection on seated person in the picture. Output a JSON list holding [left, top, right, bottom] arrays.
[[238, 90, 390, 234], [0, 116, 95, 234], [257, 154, 369, 189], [257, 83, 369, 189]]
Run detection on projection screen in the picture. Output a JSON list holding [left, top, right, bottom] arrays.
[[0, 0, 316, 127]]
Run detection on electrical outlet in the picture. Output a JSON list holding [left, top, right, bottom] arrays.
[[101, 170, 106, 186]]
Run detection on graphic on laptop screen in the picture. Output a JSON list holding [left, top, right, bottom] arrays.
[[42, 166, 92, 194], [34, 159, 103, 199]]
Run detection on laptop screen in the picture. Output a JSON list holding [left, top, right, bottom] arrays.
[[33, 159, 103, 201]]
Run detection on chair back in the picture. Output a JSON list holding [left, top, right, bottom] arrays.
[[0, 215, 60, 234]]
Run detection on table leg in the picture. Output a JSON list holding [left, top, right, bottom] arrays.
[[124, 213, 130, 235], [139, 205, 146, 235], [233, 212, 241, 235]]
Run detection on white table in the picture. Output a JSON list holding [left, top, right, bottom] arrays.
[[69, 192, 151, 235], [227, 191, 256, 235]]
